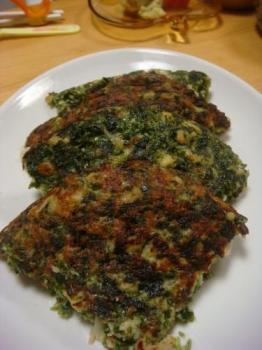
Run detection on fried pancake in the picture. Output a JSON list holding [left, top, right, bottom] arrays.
[[47, 70, 211, 113], [23, 106, 248, 201], [26, 70, 229, 147], [0, 161, 248, 349]]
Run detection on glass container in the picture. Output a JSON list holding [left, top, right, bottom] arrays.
[[88, 0, 221, 43]]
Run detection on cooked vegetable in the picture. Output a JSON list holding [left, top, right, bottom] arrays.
[[0, 68, 249, 350], [26, 70, 227, 148], [0, 161, 248, 349], [23, 106, 248, 200], [46, 70, 211, 113]]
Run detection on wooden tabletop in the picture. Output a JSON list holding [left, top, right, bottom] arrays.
[[0, 0, 261, 105]]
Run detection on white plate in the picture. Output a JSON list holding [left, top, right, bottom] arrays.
[[0, 48, 262, 350]]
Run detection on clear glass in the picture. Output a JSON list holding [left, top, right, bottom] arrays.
[[88, 0, 221, 43]]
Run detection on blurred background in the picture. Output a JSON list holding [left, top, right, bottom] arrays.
[[0, 0, 14, 10]]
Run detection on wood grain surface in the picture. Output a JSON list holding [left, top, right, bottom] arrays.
[[0, 0, 261, 105]]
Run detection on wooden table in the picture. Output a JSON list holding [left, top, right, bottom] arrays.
[[0, 0, 261, 105]]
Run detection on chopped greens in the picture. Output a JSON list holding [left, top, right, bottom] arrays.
[[0, 161, 248, 349], [47, 70, 210, 114], [24, 106, 248, 201]]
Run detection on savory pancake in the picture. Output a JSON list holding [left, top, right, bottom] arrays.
[[23, 106, 248, 201], [0, 161, 248, 350], [47, 70, 212, 113], [26, 70, 229, 147]]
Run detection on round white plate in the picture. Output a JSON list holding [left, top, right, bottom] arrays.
[[0, 48, 262, 350]]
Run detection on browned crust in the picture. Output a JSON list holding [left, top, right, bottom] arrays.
[[26, 71, 230, 147]]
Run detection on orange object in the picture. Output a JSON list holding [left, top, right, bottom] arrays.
[[163, 0, 190, 10], [10, 0, 50, 22]]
